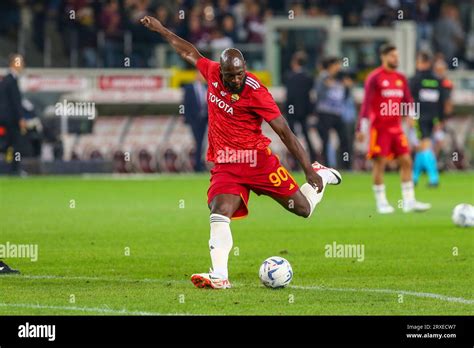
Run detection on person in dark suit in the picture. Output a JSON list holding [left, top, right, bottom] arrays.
[[183, 72, 208, 172], [0, 54, 25, 274], [283, 51, 316, 161], [0, 53, 26, 175]]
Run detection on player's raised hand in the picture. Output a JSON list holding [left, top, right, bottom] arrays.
[[306, 170, 324, 193], [140, 15, 163, 32]]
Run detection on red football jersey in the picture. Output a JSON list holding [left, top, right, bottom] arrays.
[[358, 66, 414, 131], [196, 57, 282, 163]]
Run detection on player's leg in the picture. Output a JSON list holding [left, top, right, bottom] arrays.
[[423, 140, 440, 186], [316, 113, 331, 164], [298, 117, 317, 161], [371, 155, 394, 214], [392, 131, 431, 212], [191, 194, 241, 289], [270, 162, 342, 218], [209, 193, 242, 218], [413, 120, 426, 185], [271, 190, 312, 218], [208, 193, 241, 275], [333, 116, 351, 170], [368, 127, 395, 214], [412, 149, 425, 186], [398, 153, 431, 212], [419, 120, 439, 186]]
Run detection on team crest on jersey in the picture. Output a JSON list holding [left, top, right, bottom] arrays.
[[395, 79, 403, 87], [231, 94, 240, 103]]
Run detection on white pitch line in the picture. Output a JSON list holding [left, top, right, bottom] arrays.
[[289, 285, 474, 305], [0, 303, 199, 316], [6, 274, 473, 305]]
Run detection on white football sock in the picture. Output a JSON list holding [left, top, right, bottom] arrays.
[[401, 181, 415, 205], [300, 183, 324, 218], [373, 184, 389, 206], [209, 213, 232, 279]]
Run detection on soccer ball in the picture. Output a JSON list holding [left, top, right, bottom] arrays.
[[259, 256, 293, 288], [452, 203, 474, 227]]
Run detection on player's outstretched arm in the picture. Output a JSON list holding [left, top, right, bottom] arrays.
[[269, 116, 324, 192], [140, 15, 203, 67]]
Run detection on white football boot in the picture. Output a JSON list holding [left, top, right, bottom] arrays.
[[403, 200, 431, 213], [377, 202, 395, 214], [191, 269, 231, 289], [311, 161, 342, 185]]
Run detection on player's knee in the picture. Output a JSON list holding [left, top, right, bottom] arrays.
[[295, 202, 311, 218], [210, 203, 234, 218]]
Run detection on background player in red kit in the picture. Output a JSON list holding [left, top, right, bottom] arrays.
[[141, 15, 342, 289], [356, 44, 430, 214]]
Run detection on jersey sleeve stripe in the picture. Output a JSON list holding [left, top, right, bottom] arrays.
[[246, 76, 260, 88], [246, 80, 259, 90], [245, 82, 257, 89]]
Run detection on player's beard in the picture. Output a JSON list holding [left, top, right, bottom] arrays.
[[388, 62, 398, 70], [223, 75, 247, 94]]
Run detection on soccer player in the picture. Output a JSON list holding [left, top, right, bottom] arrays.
[[141, 16, 342, 289], [409, 51, 446, 187], [356, 44, 430, 214]]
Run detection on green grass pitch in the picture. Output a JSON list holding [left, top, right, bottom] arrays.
[[0, 172, 472, 315]]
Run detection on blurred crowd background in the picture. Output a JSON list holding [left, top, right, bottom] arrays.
[[0, 0, 473, 70], [0, 1, 472, 175]]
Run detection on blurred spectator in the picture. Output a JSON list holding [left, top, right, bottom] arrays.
[[210, 28, 234, 50], [22, 98, 43, 158], [314, 57, 352, 170], [216, 0, 233, 18], [125, 0, 156, 67], [0, 54, 26, 175], [0, 0, 20, 36], [244, 2, 264, 43], [187, 14, 208, 47], [0, 0, 470, 69], [32, 1, 47, 52], [183, 72, 208, 172], [100, 0, 122, 67], [221, 14, 238, 44], [414, 0, 438, 51], [283, 51, 316, 161], [77, 5, 98, 67], [433, 3, 465, 67], [432, 56, 453, 161]]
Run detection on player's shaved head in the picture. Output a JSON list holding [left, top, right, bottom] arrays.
[[220, 48, 245, 69], [219, 48, 246, 94]]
